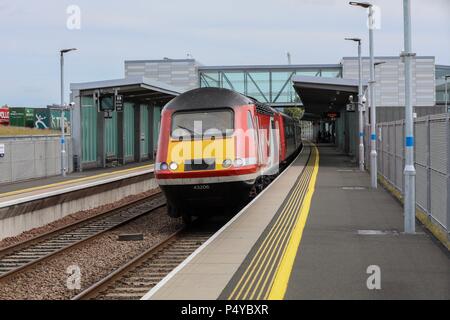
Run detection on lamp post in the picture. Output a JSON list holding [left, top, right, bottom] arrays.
[[350, 1, 378, 188], [345, 37, 364, 171], [445, 75, 450, 112], [402, 0, 416, 233], [60, 48, 77, 177]]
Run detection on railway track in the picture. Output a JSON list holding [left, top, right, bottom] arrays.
[[73, 225, 214, 300], [0, 193, 166, 281]]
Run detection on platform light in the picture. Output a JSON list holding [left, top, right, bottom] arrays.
[[402, 0, 416, 234], [160, 162, 168, 171], [234, 158, 244, 167], [349, 1, 378, 189], [345, 37, 364, 172], [169, 162, 178, 171], [222, 159, 232, 168], [349, 1, 372, 8], [445, 75, 450, 111], [59, 48, 78, 177]]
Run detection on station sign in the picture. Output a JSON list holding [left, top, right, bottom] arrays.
[[115, 94, 124, 112], [99, 95, 115, 112], [326, 112, 340, 119]]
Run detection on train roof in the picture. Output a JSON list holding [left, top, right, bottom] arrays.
[[163, 87, 254, 111], [162, 87, 298, 123]]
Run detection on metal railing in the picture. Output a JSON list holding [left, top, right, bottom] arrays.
[[377, 114, 449, 235]]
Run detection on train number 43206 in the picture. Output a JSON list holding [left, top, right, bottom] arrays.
[[193, 184, 210, 190]]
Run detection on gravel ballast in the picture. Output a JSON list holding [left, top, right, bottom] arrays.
[[0, 189, 160, 249], [0, 206, 183, 300]]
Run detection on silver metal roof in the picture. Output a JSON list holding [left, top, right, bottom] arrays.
[[70, 76, 183, 96], [291, 75, 368, 115], [292, 75, 368, 91], [198, 64, 342, 71]]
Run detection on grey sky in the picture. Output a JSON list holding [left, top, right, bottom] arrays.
[[1, 0, 449, 107]]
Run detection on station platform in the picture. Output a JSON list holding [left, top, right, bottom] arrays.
[[0, 161, 154, 206], [0, 161, 156, 240], [143, 143, 450, 300]]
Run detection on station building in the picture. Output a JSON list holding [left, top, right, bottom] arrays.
[[70, 57, 449, 171]]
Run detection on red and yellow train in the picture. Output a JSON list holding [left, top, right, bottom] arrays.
[[155, 87, 302, 222]]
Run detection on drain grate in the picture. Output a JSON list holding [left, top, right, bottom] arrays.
[[341, 186, 367, 190], [357, 230, 399, 235]]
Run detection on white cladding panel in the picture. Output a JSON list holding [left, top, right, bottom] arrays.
[[125, 60, 199, 91], [342, 57, 435, 107]]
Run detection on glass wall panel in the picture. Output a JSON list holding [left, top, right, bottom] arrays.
[[199, 66, 343, 106]]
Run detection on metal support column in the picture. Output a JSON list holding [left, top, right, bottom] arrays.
[[134, 103, 141, 163], [357, 40, 365, 171], [402, 0, 416, 233], [117, 111, 125, 165], [148, 105, 155, 160], [369, 5, 378, 188]]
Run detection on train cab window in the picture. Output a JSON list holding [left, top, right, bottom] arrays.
[[171, 109, 234, 139], [247, 111, 254, 130]]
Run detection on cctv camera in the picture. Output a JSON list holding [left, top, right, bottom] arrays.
[[69, 102, 75, 107], [362, 96, 367, 104]]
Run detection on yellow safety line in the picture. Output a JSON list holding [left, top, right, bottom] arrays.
[[253, 162, 315, 299], [267, 145, 319, 300], [229, 174, 306, 299], [243, 170, 312, 300], [252, 154, 315, 299], [248, 162, 314, 300], [228, 146, 313, 300], [229, 159, 310, 300], [260, 159, 315, 300], [0, 164, 154, 199]]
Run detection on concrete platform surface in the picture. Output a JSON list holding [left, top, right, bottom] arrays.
[[0, 161, 154, 205], [285, 145, 450, 299]]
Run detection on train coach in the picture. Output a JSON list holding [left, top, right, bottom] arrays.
[[155, 87, 302, 222]]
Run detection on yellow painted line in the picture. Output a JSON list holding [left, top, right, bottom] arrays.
[[229, 160, 310, 299], [229, 174, 305, 299], [248, 163, 314, 300], [253, 154, 315, 299], [228, 146, 314, 300], [268, 145, 319, 300], [243, 171, 312, 299], [253, 164, 314, 299], [0, 164, 154, 199]]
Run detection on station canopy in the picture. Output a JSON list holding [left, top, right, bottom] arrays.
[[71, 76, 183, 105], [292, 76, 368, 120]]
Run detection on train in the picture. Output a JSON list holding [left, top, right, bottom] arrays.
[[155, 87, 302, 222]]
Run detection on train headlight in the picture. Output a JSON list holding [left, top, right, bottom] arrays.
[[169, 162, 178, 171], [234, 158, 244, 167], [160, 162, 168, 171], [222, 159, 232, 168]]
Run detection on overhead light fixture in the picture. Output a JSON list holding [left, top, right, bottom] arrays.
[[349, 1, 372, 8]]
